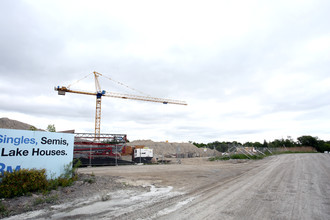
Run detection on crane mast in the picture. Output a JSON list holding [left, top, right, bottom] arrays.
[[55, 71, 187, 139], [94, 72, 102, 137]]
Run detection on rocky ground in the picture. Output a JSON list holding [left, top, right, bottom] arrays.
[[2, 154, 330, 220], [0, 173, 148, 219]]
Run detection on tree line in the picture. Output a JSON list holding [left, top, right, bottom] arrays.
[[192, 135, 330, 153]]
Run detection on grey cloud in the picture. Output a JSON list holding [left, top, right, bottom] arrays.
[[1, 1, 330, 142]]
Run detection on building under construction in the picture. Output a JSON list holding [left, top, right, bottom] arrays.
[[73, 133, 154, 166]]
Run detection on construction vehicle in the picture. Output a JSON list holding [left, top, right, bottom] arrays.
[[122, 145, 153, 163], [133, 148, 153, 163], [55, 71, 187, 139]]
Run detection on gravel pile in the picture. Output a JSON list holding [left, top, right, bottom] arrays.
[[126, 140, 220, 158]]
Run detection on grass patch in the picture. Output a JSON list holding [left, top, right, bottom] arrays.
[[209, 154, 265, 161], [33, 194, 59, 206], [83, 176, 96, 184], [272, 151, 318, 155], [209, 150, 317, 161]]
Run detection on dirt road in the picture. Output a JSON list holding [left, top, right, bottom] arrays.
[[9, 154, 330, 219], [159, 154, 330, 220]]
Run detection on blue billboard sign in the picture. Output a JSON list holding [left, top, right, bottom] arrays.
[[0, 129, 74, 178]]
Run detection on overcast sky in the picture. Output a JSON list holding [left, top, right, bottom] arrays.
[[1, 0, 330, 143]]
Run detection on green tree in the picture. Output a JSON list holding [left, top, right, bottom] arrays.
[[29, 126, 37, 131], [253, 142, 263, 148], [208, 141, 229, 152], [244, 142, 263, 148], [284, 138, 296, 147], [263, 140, 268, 148], [317, 141, 330, 152], [269, 139, 283, 148], [192, 142, 207, 148], [297, 135, 318, 148], [46, 124, 56, 132]]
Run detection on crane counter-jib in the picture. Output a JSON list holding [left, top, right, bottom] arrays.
[[55, 86, 98, 96]]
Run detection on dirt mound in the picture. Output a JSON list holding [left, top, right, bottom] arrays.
[[127, 140, 219, 158], [0, 117, 38, 130]]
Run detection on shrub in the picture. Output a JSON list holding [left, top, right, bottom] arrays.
[[0, 169, 48, 198], [230, 154, 249, 160], [0, 159, 81, 198]]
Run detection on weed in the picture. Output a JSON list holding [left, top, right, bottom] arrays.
[[83, 173, 96, 184], [33, 197, 45, 206], [83, 177, 95, 184], [122, 182, 129, 187], [209, 150, 313, 162], [273, 151, 318, 155], [33, 194, 59, 206], [101, 194, 111, 201], [0, 201, 9, 218], [210, 153, 265, 161], [24, 204, 33, 212], [37, 195, 57, 205]]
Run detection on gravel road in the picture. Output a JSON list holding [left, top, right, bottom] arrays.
[[8, 153, 330, 219], [160, 154, 330, 220]]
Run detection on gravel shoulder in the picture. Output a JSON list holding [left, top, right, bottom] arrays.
[[3, 154, 330, 219]]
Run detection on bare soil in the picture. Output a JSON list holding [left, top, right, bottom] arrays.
[[0, 174, 148, 219], [3, 154, 330, 220]]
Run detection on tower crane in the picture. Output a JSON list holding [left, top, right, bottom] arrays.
[[55, 71, 187, 138]]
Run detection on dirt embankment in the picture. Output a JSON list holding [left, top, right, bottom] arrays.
[[0, 118, 37, 130]]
